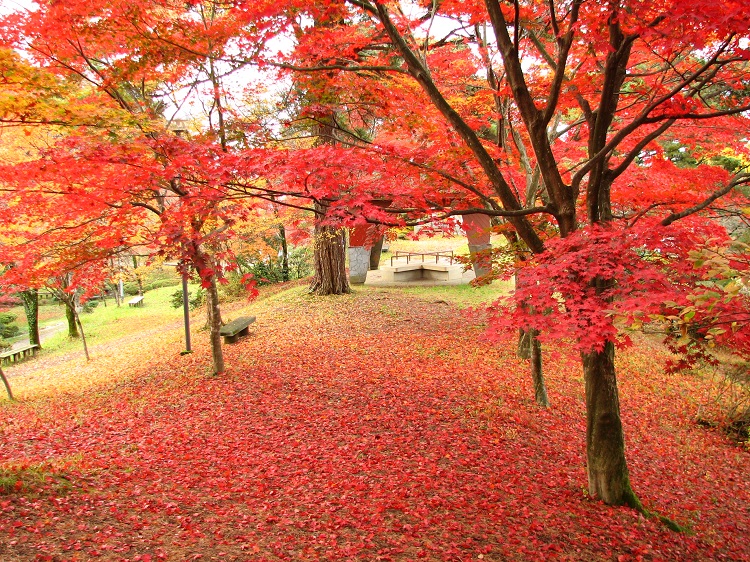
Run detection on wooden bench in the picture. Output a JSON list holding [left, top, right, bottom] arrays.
[[1, 344, 40, 365], [128, 295, 144, 307], [220, 316, 256, 344]]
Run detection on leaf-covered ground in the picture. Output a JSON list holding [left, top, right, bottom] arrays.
[[1, 286, 748, 561]]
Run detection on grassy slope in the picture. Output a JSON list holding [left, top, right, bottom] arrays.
[[0, 281, 747, 561], [1, 285, 200, 397]]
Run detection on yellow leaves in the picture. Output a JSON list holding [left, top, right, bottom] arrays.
[[0, 48, 147, 142], [722, 279, 742, 297]]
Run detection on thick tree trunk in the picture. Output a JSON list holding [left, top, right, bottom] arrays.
[[582, 341, 639, 506], [517, 328, 531, 359], [309, 216, 350, 296], [21, 289, 41, 348], [369, 236, 385, 270], [65, 304, 79, 338], [205, 276, 225, 375]]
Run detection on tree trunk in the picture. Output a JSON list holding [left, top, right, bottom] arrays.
[[307, 95, 350, 294], [0, 365, 14, 401], [530, 331, 549, 407], [518, 328, 550, 407], [517, 328, 531, 359], [21, 289, 41, 348], [65, 304, 79, 338], [279, 223, 290, 282], [516, 271, 550, 407], [582, 341, 639, 506], [369, 236, 385, 270], [132, 255, 143, 295], [205, 276, 225, 375], [309, 210, 350, 296], [73, 306, 90, 361]]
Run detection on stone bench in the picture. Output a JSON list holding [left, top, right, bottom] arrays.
[[128, 295, 144, 307], [220, 316, 256, 344], [380, 262, 463, 282]]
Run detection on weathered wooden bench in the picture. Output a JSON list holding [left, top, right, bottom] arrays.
[[1, 344, 40, 365], [128, 295, 144, 307], [220, 316, 256, 344]]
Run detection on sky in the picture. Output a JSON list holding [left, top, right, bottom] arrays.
[[0, 0, 35, 16]]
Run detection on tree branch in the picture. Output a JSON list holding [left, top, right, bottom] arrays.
[[661, 174, 750, 226]]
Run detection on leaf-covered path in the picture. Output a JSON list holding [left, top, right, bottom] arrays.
[[1, 288, 748, 560]]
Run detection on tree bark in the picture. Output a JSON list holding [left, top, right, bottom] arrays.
[[205, 276, 225, 375], [582, 341, 639, 506], [65, 303, 79, 338], [530, 330, 549, 407], [112, 282, 122, 307], [132, 255, 143, 295], [369, 236, 384, 270], [518, 328, 550, 407], [309, 205, 350, 295], [73, 306, 90, 361], [279, 223, 290, 282], [516, 271, 550, 407], [21, 289, 41, 348]]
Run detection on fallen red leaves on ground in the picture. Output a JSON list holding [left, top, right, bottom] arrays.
[[1, 289, 748, 561]]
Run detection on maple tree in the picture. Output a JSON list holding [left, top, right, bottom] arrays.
[[0, 32, 244, 374], [2, 0, 750, 519], [262, 0, 750, 513]]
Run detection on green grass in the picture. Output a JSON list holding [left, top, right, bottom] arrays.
[[0, 458, 78, 496], [0, 465, 49, 494], [1, 284, 202, 359], [43, 285, 200, 353]]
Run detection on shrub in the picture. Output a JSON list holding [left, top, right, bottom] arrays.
[[219, 272, 253, 300], [81, 299, 99, 314], [123, 277, 182, 295], [232, 246, 313, 291], [288, 246, 313, 280], [0, 312, 20, 340], [170, 288, 205, 310]]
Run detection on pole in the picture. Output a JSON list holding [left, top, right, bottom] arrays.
[[181, 274, 192, 354]]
